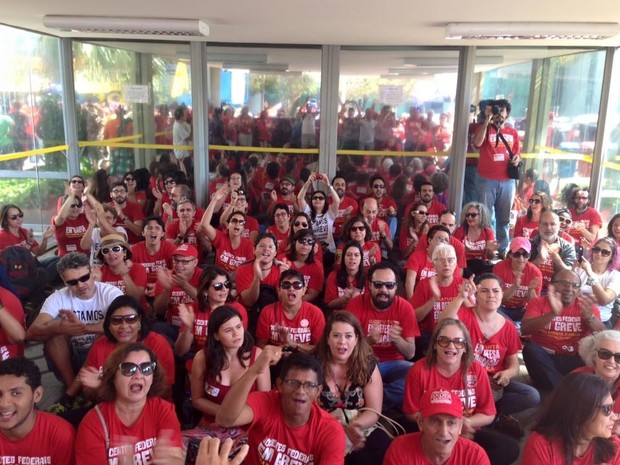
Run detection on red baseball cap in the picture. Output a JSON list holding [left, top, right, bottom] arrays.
[[174, 243, 198, 259], [420, 389, 463, 419]]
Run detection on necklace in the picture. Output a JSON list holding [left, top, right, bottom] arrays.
[[260, 265, 273, 271]]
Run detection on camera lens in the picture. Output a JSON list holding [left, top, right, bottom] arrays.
[[491, 105, 501, 116]]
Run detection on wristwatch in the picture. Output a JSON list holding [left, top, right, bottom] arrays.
[[586, 276, 596, 287]]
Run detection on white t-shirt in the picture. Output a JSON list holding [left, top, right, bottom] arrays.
[[577, 268, 620, 322], [304, 205, 336, 253], [40, 281, 124, 352], [173, 120, 192, 159]]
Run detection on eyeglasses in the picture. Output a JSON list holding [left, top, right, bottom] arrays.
[[8, 213, 24, 220], [294, 221, 309, 228], [101, 245, 124, 255], [274, 212, 288, 218], [552, 280, 580, 289], [173, 257, 196, 264], [575, 196, 589, 200], [436, 336, 467, 349], [111, 189, 126, 195], [432, 236, 450, 244], [592, 246, 612, 257], [280, 280, 304, 290], [110, 314, 140, 325], [282, 379, 319, 392], [413, 210, 428, 215], [350, 225, 366, 232], [229, 218, 246, 226], [124, 177, 135, 182], [311, 196, 325, 201], [371, 281, 397, 290], [558, 217, 572, 225], [433, 257, 456, 265], [119, 361, 157, 377], [70, 203, 81, 208], [465, 212, 479, 218], [70, 179, 84, 185], [373, 184, 385, 189], [512, 251, 530, 258], [597, 348, 620, 363], [529, 198, 542, 204], [164, 179, 176, 185], [65, 272, 91, 286], [211, 281, 232, 291], [297, 238, 315, 246], [600, 403, 615, 417]]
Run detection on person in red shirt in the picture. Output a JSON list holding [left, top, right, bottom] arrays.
[[513, 192, 550, 240], [522, 269, 605, 390], [402, 318, 520, 465], [523, 372, 620, 465], [325, 241, 365, 312], [568, 188, 603, 249], [109, 181, 145, 244], [404, 181, 445, 226], [334, 217, 380, 271], [360, 197, 392, 253], [266, 203, 292, 251], [267, 175, 298, 217], [330, 176, 359, 241], [473, 99, 521, 256], [95, 233, 147, 301], [0, 357, 76, 465], [492, 237, 542, 324], [0, 286, 26, 360], [167, 199, 209, 263], [384, 389, 490, 465], [215, 349, 346, 465], [279, 230, 324, 303], [399, 203, 430, 260], [53, 193, 89, 256], [366, 174, 398, 237], [219, 189, 259, 244], [346, 261, 419, 412], [453, 202, 497, 277]]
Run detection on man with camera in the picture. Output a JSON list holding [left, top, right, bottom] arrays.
[[473, 99, 521, 257]]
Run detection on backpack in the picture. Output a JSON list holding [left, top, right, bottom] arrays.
[[0, 246, 47, 312]]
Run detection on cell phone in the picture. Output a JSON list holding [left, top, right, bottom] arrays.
[[576, 244, 584, 263]]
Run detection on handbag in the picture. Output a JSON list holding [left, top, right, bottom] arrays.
[[335, 407, 405, 455]]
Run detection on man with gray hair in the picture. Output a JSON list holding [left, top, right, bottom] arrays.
[[26, 252, 122, 394]]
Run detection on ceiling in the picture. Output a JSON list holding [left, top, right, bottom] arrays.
[[1, 0, 619, 75]]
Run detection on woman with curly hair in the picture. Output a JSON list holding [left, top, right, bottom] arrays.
[[314, 311, 390, 465]]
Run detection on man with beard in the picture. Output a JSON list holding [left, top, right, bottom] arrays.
[[163, 183, 205, 225], [268, 175, 298, 216], [529, 210, 576, 293], [521, 269, 604, 391], [166, 199, 209, 262], [108, 181, 144, 244], [567, 188, 602, 248], [384, 389, 490, 465], [366, 174, 398, 238], [346, 262, 419, 412], [473, 99, 521, 256], [405, 181, 445, 226], [0, 357, 76, 464], [330, 175, 358, 241]]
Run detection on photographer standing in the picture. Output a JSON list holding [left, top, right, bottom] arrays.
[[473, 99, 521, 257]]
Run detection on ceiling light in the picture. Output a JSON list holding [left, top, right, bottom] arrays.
[[42, 16, 209, 37], [445, 22, 620, 40]]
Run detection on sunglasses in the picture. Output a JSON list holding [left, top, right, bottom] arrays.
[[371, 281, 397, 290], [413, 210, 428, 215], [211, 281, 232, 291], [465, 212, 479, 218], [350, 226, 366, 232], [311, 196, 325, 201], [552, 280, 581, 289], [373, 184, 385, 189], [280, 280, 304, 290], [436, 336, 466, 349], [297, 238, 316, 246], [294, 221, 308, 228], [8, 213, 24, 220], [512, 251, 530, 258], [558, 217, 573, 225], [529, 198, 542, 204], [119, 361, 157, 377], [229, 218, 246, 226], [124, 177, 135, 182], [164, 179, 176, 185], [600, 403, 615, 417], [101, 245, 124, 255], [70, 179, 84, 185], [65, 272, 91, 286], [70, 203, 82, 208], [597, 348, 620, 363], [236, 189, 246, 197], [110, 314, 140, 325], [592, 246, 612, 257]]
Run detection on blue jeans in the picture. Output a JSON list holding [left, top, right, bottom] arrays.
[[496, 380, 540, 415], [477, 176, 516, 253], [378, 359, 412, 412], [463, 165, 479, 205], [522, 342, 584, 391]]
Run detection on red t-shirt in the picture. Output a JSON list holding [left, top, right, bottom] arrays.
[[154, 267, 202, 326], [416, 235, 467, 269], [346, 294, 420, 362], [85, 332, 175, 386], [492, 259, 543, 309], [131, 241, 176, 297], [411, 277, 465, 334], [404, 199, 445, 226], [384, 433, 490, 465], [523, 296, 599, 355], [453, 227, 495, 261], [99, 264, 148, 295], [236, 262, 281, 304], [331, 195, 359, 239], [368, 217, 391, 244], [335, 241, 380, 271], [475, 125, 520, 181], [245, 390, 345, 465], [266, 226, 290, 252], [211, 230, 254, 273], [0, 411, 76, 465], [0, 287, 25, 360], [362, 195, 397, 220], [568, 207, 603, 246], [458, 308, 521, 374], [405, 251, 437, 285], [323, 272, 363, 310], [513, 216, 539, 239], [166, 218, 205, 258], [53, 215, 89, 256], [286, 260, 324, 293], [110, 201, 145, 244], [0, 228, 37, 252], [183, 301, 248, 352], [523, 432, 620, 465], [256, 301, 325, 346], [75, 397, 182, 465], [403, 358, 496, 418]]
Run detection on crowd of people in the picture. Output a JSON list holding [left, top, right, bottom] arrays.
[[1, 99, 620, 464]]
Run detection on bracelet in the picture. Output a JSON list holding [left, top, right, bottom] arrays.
[[586, 277, 596, 287]]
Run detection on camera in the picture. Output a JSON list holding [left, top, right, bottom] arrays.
[[491, 105, 501, 116]]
